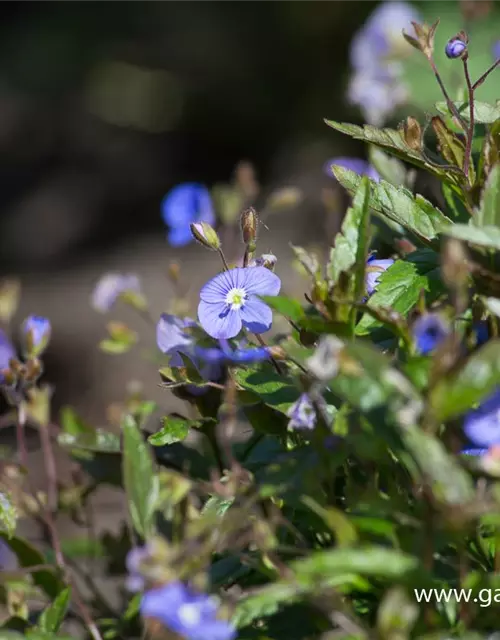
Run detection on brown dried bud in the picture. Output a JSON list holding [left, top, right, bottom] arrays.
[[403, 19, 440, 59], [399, 116, 422, 151], [240, 207, 259, 245]]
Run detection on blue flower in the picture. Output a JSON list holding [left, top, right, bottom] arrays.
[[493, 40, 500, 61], [22, 316, 51, 357], [463, 388, 500, 450], [92, 273, 141, 313], [195, 339, 270, 365], [445, 37, 467, 59], [411, 313, 449, 355], [0, 329, 15, 383], [141, 582, 236, 640], [473, 321, 489, 347], [161, 183, 215, 247], [287, 393, 317, 430], [365, 255, 395, 296], [347, 1, 421, 125], [198, 267, 281, 340], [325, 157, 380, 182], [156, 314, 197, 367], [0, 537, 17, 571], [125, 546, 150, 592]]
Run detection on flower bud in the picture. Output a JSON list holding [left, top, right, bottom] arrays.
[[249, 253, 277, 271], [445, 33, 468, 59], [189, 222, 221, 251], [240, 207, 259, 246], [22, 316, 51, 358], [399, 116, 422, 152]]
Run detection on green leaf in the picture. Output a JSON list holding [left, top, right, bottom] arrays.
[[356, 250, 442, 335], [58, 428, 120, 454], [402, 428, 474, 506], [300, 496, 358, 546], [368, 146, 409, 188], [443, 222, 500, 250], [435, 101, 500, 124], [325, 119, 458, 183], [328, 175, 371, 298], [430, 340, 500, 422], [37, 587, 71, 633], [0, 492, 17, 538], [333, 168, 453, 247], [148, 415, 191, 446], [233, 365, 299, 415], [232, 546, 418, 628], [259, 295, 304, 322], [122, 413, 159, 538], [0, 533, 64, 599], [475, 163, 500, 227]]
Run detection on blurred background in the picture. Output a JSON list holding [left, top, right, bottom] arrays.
[[1, 0, 498, 423]]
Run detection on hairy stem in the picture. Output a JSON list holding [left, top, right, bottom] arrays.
[[428, 56, 468, 132], [472, 56, 500, 91], [462, 56, 475, 184]]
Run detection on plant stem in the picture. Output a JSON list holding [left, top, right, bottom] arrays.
[[217, 248, 230, 272], [462, 56, 475, 184], [253, 333, 284, 375], [428, 56, 468, 132], [472, 56, 500, 91]]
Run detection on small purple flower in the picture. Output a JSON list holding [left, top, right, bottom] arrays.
[[463, 388, 500, 449], [125, 546, 150, 592], [445, 37, 467, 59], [287, 393, 317, 430], [461, 448, 489, 457], [347, 1, 421, 125], [198, 267, 281, 340], [92, 273, 141, 313], [474, 321, 489, 347], [22, 315, 51, 357], [195, 339, 269, 365], [162, 183, 215, 248], [325, 157, 380, 183], [365, 255, 395, 296], [493, 40, 500, 61], [0, 538, 18, 571], [411, 313, 449, 355], [141, 581, 236, 640], [156, 314, 196, 367], [0, 329, 15, 384]]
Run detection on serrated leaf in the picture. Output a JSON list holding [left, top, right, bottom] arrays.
[[328, 176, 371, 297], [356, 250, 442, 335], [435, 101, 500, 124], [122, 414, 159, 538], [430, 340, 500, 421], [325, 119, 458, 182], [368, 146, 408, 187], [443, 223, 500, 250], [259, 295, 304, 322], [431, 116, 473, 183], [333, 168, 453, 247], [37, 587, 70, 633], [148, 415, 191, 446], [475, 163, 500, 227], [232, 546, 418, 628], [0, 493, 17, 538]]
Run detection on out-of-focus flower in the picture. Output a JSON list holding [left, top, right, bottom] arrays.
[[473, 321, 489, 347], [0, 329, 16, 385], [248, 254, 277, 271], [156, 314, 196, 367], [306, 335, 344, 381], [21, 316, 51, 358], [445, 37, 467, 59], [126, 545, 150, 592], [287, 393, 317, 430], [365, 255, 395, 296], [0, 538, 18, 571], [141, 581, 236, 640], [411, 313, 449, 355], [198, 267, 281, 339], [92, 273, 141, 313], [463, 388, 500, 449], [325, 157, 380, 182], [195, 339, 269, 365], [162, 183, 215, 247], [493, 40, 500, 60], [348, 1, 422, 125]]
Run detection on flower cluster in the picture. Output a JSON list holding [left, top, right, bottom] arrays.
[[347, 1, 422, 125]]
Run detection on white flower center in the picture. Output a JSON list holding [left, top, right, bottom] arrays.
[[225, 287, 247, 311], [177, 602, 202, 627]]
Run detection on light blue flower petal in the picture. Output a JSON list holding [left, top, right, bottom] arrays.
[[156, 314, 192, 354], [0, 329, 15, 371], [241, 297, 273, 334], [464, 389, 500, 448], [168, 226, 195, 247], [161, 183, 202, 226], [198, 300, 242, 339], [191, 621, 237, 640], [242, 266, 281, 297]]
